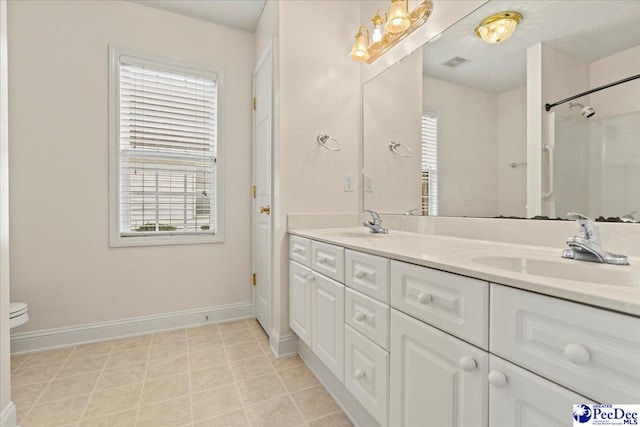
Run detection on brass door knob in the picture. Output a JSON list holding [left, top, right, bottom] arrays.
[[260, 205, 271, 215]]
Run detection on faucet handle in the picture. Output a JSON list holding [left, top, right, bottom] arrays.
[[364, 210, 381, 225], [567, 212, 600, 243]]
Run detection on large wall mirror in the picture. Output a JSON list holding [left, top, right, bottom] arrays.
[[363, 0, 640, 221]]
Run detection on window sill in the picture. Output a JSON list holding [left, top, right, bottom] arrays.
[[110, 233, 225, 248]]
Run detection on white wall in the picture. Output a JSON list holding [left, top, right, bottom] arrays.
[[8, 1, 254, 332], [422, 77, 499, 217], [275, 0, 362, 336], [590, 45, 640, 119], [363, 50, 423, 214], [498, 85, 527, 217]]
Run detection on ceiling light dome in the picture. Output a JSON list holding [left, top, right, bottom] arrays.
[[475, 12, 522, 44]]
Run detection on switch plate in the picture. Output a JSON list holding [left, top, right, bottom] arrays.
[[364, 175, 374, 192], [344, 175, 354, 192]]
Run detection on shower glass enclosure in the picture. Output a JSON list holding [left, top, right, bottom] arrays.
[[550, 111, 640, 220]]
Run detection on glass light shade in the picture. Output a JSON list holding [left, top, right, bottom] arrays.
[[386, 0, 410, 34], [350, 33, 370, 61], [475, 12, 522, 44]]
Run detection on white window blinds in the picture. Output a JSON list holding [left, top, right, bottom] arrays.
[[118, 60, 218, 237], [421, 113, 438, 216]]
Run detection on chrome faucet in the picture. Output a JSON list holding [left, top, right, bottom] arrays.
[[561, 212, 629, 265], [363, 210, 388, 234]]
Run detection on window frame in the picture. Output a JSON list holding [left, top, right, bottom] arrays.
[[109, 45, 225, 247], [421, 111, 438, 216]]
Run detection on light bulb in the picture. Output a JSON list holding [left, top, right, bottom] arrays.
[[372, 23, 383, 42]]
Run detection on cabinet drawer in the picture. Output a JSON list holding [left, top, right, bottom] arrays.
[[311, 241, 345, 283], [345, 250, 390, 303], [390, 261, 489, 349], [289, 235, 311, 267], [345, 325, 389, 427], [489, 355, 594, 427], [346, 287, 390, 350], [491, 284, 640, 403]]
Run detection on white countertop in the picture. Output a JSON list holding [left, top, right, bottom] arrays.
[[289, 227, 640, 317]]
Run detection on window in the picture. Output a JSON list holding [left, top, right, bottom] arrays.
[[421, 112, 438, 216], [109, 47, 224, 247]]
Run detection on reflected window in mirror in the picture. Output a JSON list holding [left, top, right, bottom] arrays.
[[421, 112, 438, 216]]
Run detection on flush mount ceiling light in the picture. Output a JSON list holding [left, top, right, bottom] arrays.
[[475, 11, 522, 44], [350, 0, 433, 64]]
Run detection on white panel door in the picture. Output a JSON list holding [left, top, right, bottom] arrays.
[[489, 355, 595, 427], [390, 309, 488, 427], [252, 43, 273, 334], [345, 325, 389, 426], [312, 273, 345, 383], [289, 261, 312, 346]]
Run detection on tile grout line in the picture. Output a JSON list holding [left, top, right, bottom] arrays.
[[23, 346, 78, 424], [253, 320, 308, 426], [133, 338, 153, 427], [78, 340, 116, 423], [224, 320, 253, 427]]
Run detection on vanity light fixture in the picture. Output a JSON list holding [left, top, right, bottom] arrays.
[[475, 11, 522, 44], [350, 0, 433, 64]]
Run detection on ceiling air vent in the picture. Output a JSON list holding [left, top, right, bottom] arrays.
[[443, 56, 468, 67]]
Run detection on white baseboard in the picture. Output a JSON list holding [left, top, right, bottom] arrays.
[[268, 328, 298, 358], [10, 302, 253, 354], [298, 341, 381, 427], [0, 402, 16, 427]]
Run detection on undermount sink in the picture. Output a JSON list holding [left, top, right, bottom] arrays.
[[470, 255, 639, 287]]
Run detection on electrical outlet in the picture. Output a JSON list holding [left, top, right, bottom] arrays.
[[344, 175, 354, 192], [364, 175, 374, 192]]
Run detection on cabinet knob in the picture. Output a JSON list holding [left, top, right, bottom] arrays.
[[303, 273, 314, 281], [354, 270, 366, 279], [564, 343, 590, 365], [354, 369, 365, 380], [488, 370, 508, 388], [418, 293, 432, 304], [459, 356, 477, 372], [354, 312, 366, 322], [318, 256, 331, 265], [293, 247, 303, 254]]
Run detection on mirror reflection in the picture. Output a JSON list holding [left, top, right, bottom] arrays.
[[362, 0, 640, 221]]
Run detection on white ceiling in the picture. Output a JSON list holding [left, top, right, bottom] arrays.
[[423, 0, 640, 93], [131, 0, 267, 32]]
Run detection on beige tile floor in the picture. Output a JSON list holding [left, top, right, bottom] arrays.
[[10, 319, 354, 427]]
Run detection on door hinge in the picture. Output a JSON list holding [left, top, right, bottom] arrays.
[[253, 97, 256, 110], [252, 273, 257, 286], [252, 185, 256, 198]]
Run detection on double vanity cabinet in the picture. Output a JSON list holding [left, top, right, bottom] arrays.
[[289, 232, 640, 427]]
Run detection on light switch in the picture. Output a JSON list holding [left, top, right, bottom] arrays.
[[364, 175, 374, 192], [344, 175, 354, 192]]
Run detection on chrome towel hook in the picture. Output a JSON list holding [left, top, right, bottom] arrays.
[[389, 141, 413, 158], [317, 133, 342, 151]]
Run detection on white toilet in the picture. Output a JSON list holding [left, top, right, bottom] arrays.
[[10, 302, 29, 329]]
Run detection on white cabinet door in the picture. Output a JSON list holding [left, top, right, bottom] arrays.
[[312, 273, 345, 383], [345, 325, 389, 426], [489, 355, 595, 427], [390, 309, 488, 427], [289, 260, 312, 346]]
